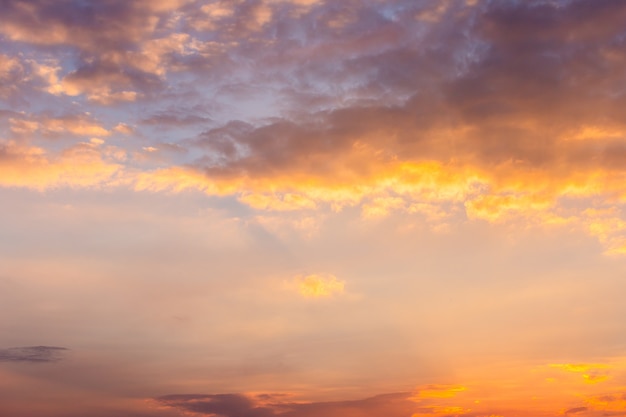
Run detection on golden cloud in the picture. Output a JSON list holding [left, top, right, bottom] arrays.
[[412, 385, 467, 400], [549, 363, 611, 385], [294, 274, 345, 298], [0, 140, 122, 190], [9, 114, 110, 138]]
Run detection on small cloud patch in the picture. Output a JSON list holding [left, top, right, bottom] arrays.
[[549, 363, 610, 384], [295, 273, 345, 298], [0, 346, 68, 363], [412, 384, 466, 400]]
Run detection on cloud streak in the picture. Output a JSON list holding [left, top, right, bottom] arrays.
[[156, 392, 418, 417], [0, 346, 68, 363]]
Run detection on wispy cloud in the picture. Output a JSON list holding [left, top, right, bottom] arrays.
[[155, 392, 417, 417], [0, 346, 68, 363]]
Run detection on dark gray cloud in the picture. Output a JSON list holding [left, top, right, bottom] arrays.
[[156, 392, 417, 417], [0, 346, 68, 363], [141, 110, 211, 128]]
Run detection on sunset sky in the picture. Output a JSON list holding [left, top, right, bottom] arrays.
[[2, 0, 626, 416]]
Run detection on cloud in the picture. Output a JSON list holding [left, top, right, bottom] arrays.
[[565, 407, 589, 415], [0, 54, 25, 100], [1, 0, 626, 253], [412, 384, 466, 400], [59, 64, 144, 105], [155, 392, 417, 417], [9, 113, 110, 138], [293, 273, 345, 298], [0, 0, 212, 104], [113, 123, 135, 135], [0, 54, 66, 103], [0, 346, 68, 363], [156, 394, 274, 417], [0, 140, 123, 190], [585, 392, 626, 413], [140, 108, 211, 128], [549, 363, 611, 384], [121, 0, 625, 253], [4, 0, 626, 416]]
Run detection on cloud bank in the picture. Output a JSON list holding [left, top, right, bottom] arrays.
[[1, 0, 626, 253]]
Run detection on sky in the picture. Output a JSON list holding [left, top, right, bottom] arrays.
[[2, 0, 626, 416]]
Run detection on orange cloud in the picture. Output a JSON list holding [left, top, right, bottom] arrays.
[[549, 364, 611, 384], [294, 274, 345, 298], [585, 393, 626, 413], [412, 384, 466, 400], [9, 114, 110, 138], [0, 140, 122, 190]]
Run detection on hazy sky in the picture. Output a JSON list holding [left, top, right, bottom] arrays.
[[2, 0, 626, 416]]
